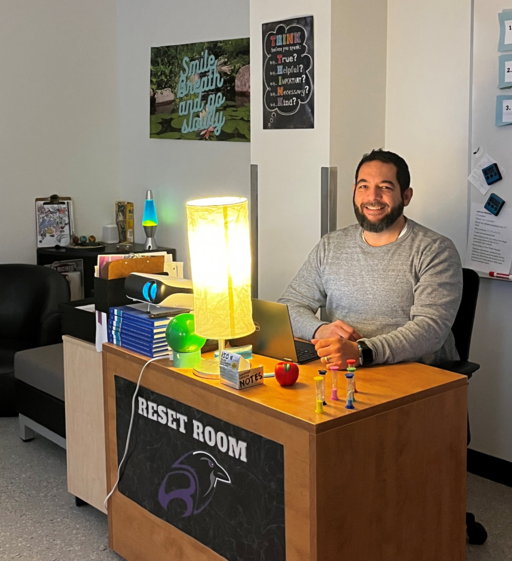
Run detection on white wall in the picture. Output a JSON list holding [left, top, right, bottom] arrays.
[[116, 0, 250, 277], [330, 0, 387, 229], [251, 0, 332, 301], [0, 0, 120, 264], [4, 0, 509, 462], [386, 0, 512, 463], [386, 0, 471, 255]]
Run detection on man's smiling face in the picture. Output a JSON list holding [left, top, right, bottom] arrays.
[[352, 160, 412, 233]]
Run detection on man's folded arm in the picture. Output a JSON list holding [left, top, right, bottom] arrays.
[[278, 243, 328, 341], [362, 240, 463, 365]]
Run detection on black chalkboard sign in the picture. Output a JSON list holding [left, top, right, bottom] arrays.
[[262, 16, 314, 129], [115, 376, 285, 561]]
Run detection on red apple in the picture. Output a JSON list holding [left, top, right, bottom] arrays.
[[275, 362, 299, 386]]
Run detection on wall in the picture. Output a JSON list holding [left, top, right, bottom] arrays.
[[5, 0, 508, 462], [116, 0, 251, 277], [330, 0, 387, 228], [0, 0, 120, 264], [386, 0, 512, 463], [386, 0, 471, 255], [251, 0, 332, 301], [466, 0, 512, 462]]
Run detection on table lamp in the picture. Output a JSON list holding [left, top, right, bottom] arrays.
[[186, 196, 255, 378], [142, 190, 158, 250]]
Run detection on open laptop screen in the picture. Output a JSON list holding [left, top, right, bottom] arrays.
[[230, 299, 318, 363]]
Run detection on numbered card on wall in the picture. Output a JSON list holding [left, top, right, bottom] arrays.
[[499, 11, 512, 52], [496, 95, 512, 126], [499, 54, 512, 88]]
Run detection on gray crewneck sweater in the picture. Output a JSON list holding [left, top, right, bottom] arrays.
[[278, 219, 462, 366]]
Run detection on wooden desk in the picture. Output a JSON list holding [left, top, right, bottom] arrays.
[[103, 344, 467, 561]]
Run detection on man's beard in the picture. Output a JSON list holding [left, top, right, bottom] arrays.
[[353, 197, 404, 233]]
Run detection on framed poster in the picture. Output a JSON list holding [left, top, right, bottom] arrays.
[[262, 16, 314, 129], [35, 198, 73, 248], [150, 39, 250, 142]]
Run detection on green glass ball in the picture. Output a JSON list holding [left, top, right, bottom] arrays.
[[165, 313, 206, 353]]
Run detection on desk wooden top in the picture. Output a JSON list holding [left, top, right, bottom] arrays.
[[103, 343, 467, 434]]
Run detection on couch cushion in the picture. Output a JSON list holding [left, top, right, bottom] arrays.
[[14, 344, 64, 401]]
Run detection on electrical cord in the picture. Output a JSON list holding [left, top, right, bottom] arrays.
[[103, 354, 172, 511]]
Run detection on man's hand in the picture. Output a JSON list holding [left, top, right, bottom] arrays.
[[314, 320, 363, 342], [311, 336, 360, 369]]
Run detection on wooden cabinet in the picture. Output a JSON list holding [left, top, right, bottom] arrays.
[[63, 335, 107, 513]]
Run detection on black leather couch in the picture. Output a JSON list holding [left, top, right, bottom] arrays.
[[0, 264, 70, 416]]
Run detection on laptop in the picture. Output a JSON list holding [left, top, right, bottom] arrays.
[[231, 299, 319, 364]]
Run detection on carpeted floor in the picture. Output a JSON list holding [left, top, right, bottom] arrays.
[[1, 416, 510, 560], [466, 468, 512, 560], [0, 417, 120, 561]]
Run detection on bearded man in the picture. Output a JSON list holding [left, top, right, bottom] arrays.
[[278, 149, 463, 369]]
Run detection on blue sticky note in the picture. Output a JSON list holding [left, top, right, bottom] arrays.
[[499, 11, 512, 52], [499, 54, 512, 89], [496, 95, 512, 126]]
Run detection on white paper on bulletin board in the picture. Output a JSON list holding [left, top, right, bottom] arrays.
[[469, 1, 512, 280], [468, 154, 495, 195], [465, 203, 512, 274]]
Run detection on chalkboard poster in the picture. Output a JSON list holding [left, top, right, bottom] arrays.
[[262, 16, 314, 129], [115, 376, 285, 561]]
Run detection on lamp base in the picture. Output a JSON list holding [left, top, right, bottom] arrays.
[[193, 358, 221, 379], [192, 340, 226, 379], [173, 350, 201, 368], [143, 225, 157, 250], [144, 236, 157, 250]]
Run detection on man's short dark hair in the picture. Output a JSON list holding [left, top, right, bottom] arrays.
[[355, 149, 411, 196]]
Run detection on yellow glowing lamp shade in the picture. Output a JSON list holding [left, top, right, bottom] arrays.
[[186, 197, 255, 341]]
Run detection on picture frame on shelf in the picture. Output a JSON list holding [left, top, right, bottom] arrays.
[[35, 196, 74, 248]]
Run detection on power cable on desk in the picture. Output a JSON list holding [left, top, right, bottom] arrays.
[[103, 354, 172, 511]]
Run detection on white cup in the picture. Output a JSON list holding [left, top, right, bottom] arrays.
[[102, 224, 118, 244]]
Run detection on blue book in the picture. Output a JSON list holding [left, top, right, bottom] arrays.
[[108, 330, 170, 351], [108, 316, 168, 336], [109, 316, 168, 336], [109, 305, 172, 328], [108, 320, 167, 340], [109, 338, 171, 358]]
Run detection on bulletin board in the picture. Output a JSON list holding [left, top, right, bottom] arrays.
[[467, 1, 512, 279]]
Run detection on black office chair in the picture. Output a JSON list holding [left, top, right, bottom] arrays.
[[438, 268, 487, 545]]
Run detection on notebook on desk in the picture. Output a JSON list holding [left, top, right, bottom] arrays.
[[231, 299, 319, 364]]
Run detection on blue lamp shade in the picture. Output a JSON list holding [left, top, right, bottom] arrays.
[[142, 197, 158, 227]]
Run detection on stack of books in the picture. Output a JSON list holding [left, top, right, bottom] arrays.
[[108, 305, 172, 358]]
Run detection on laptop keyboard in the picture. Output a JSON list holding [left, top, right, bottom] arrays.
[[295, 345, 319, 363]]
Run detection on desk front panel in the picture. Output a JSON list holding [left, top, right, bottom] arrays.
[[104, 348, 313, 561], [315, 386, 467, 561]]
